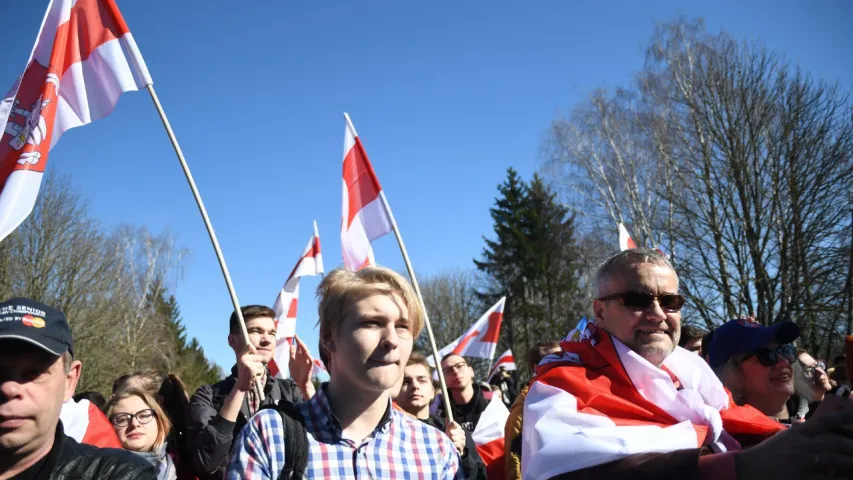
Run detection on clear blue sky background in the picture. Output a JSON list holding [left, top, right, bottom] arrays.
[[2, 1, 850, 375]]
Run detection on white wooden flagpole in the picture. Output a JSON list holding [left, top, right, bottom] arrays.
[[147, 84, 264, 402]]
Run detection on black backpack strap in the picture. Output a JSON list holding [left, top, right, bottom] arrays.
[[259, 400, 309, 480]]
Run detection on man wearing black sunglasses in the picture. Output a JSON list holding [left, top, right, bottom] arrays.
[[522, 248, 853, 480]]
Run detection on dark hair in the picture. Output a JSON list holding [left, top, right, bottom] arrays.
[[441, 353, 465, 365], [407, 352, 432, 371], [527, 341, 561, 372], [73, 391, 107, 412], [229, 305, 276, 335], [679, 325, 708, 347], [833, 355, 846, 366]]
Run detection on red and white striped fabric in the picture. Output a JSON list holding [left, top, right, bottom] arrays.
[[0, 0, 151, 241], [486, 349, 516, 381], [617, 222, 636, 251], [312, 358, 328, 378], [59, 398, 121, 448], [521, 319, 784, 480], [472, 393, 510, 480], [268, 222, 324, 378], [434, 297, 506, 362], [340, 113, 392, 270]]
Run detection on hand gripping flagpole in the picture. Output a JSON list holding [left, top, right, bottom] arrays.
[[147, 85, 265, 402]]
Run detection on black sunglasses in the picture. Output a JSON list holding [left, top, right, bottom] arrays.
[[597, 291, 686, 312], [742, 344, 796, 367]]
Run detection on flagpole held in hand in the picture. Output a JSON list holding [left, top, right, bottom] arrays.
[[146, 84, 264, 402]]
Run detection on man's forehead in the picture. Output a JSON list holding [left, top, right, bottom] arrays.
[[245, 316, 276, 328], [405, 364, 430, 377], [0, 340, 59, 364], [353, 292, 408, 316], [601, 262, 678, 290]]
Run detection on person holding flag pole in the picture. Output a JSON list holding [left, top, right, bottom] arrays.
[[340, 112, 458, 426], [0, 0, 264, 404]]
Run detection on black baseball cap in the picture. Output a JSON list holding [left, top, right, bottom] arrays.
[[0, 297, 73, 356]]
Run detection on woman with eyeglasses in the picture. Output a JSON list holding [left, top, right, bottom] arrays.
[[709, 318, 801, 424], [106, 387, 178, 480]]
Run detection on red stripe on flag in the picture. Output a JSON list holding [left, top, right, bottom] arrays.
[[343, 137, 383, 229], [495, 354, 513, 367], [60, 0, 131, 68], [481, 311, 503, 344], [286, 298, 298, 319], [268, 359, 280, 377], [286, 238, 320, 279], [476, 438, 507, 480], [452, 329, 480, 355]]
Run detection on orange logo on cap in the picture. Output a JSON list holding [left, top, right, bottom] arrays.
[[22, 314, 45, 328]]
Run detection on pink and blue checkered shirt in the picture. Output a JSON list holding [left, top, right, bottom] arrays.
[[227, 386, 462, 479]]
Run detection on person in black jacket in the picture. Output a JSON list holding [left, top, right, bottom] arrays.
[[437, 354, 492, 432], [187, 305, 314, 480], [395, 353, 487, 479], [0, 297, 154, 479]]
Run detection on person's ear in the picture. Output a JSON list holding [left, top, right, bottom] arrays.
[[593, 299, 607, 324], [64, 359, 83, 402]]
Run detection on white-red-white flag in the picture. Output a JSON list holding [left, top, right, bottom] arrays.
[[60, 398, 121, 449], [0, 0, 152, 241], [473, 394, 510, 479], [312, 358, 328, 378], [268, 222, 324, 378], [340, 113, 392, 270], [433, 297, 506, 363], [487, 349, 516, 381], [618, 222, 637, 251]]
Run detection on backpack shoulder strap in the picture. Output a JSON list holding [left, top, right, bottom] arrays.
[[259, 400, 309, 480]]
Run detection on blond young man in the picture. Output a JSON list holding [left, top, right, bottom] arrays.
[[227, 266, 462, 479]]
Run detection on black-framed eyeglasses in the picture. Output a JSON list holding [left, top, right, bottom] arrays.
[[442, 361, 468, 376], [109, 409, 156, 427], [742, 345, 796, 367], [597, 291, 686, 313]]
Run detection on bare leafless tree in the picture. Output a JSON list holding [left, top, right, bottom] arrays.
[[541, 17, 853, 357]]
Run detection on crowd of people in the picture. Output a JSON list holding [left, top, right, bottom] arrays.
[[1, 248, 852, 479]]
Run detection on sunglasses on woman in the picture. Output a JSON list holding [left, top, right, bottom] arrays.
[[109, 409, 156, 427], [596, 291, 686, 312], [741, 344, 796, 367]]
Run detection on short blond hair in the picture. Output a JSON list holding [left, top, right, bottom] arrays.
[[106, 387, 171, 450], [316, 266, 424, 345]]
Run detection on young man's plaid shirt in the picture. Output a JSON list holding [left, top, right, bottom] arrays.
[[227, 385, 463, 479]]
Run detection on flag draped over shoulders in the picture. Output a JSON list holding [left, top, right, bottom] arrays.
[[522, 319, 783, 480]]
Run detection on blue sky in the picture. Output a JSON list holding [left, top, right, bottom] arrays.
[[2, 1, 850, 375]]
